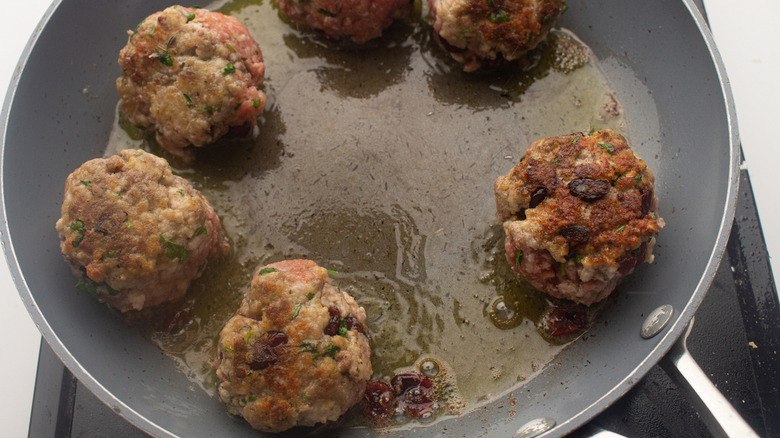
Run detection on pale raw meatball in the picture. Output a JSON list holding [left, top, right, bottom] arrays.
[[428, 0, 566, 71], [214, 260, 372, 432], [55, 149, 229, 312], [494, 130, 665, 305], [275, 0, 412, 43], [117, 6, 266, 157]]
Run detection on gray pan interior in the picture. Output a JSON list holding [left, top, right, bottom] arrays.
[[0, 0, 737, 437]]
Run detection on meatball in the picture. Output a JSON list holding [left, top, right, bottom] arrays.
[[494, 130, 665, 305], [428, 0, 566, 71], [214, 260, 372, 432], [117, 6, 266, 157], [275, 0, 412, 43], [55, 149, 229, 312]]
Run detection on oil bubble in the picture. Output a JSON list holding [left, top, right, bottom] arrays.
[[420, 360, 440, 378], [487, 297, 523, 329]]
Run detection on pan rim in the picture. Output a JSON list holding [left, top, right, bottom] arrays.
[[0, 0, 740, 436]]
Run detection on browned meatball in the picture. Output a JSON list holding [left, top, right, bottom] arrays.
[[275, 0, 412, 43], [214, 260, 372, 432], [494, 130, 665, 305], [55, 150, 229, 312], [428, 0, 566, 71], [117, 6, 266, 157]]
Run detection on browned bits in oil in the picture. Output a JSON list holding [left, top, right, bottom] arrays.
[[568, 178, 610, 202]]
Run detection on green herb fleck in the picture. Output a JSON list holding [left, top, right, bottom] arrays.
[[226, 43, 236, 53], [195, 105, 213, 115], [543, 14, 550, 23], [488, 9, 510, 23], [571, 136, 580, 143], [550, 158, 561, 164], [159, 234, 189, 261], [486, 0, 496, 8], [70, 220, 85, 247], [562, 2, 569, 13], [106, 284, 120, 296], [244, 328, 254, 345], [223, 63, 236, 75], [338, 318, 348, 337], [100, 249, 119, 261], [306, 292, 315, 300], [80, 180, 91, 187], [156, 48, 173, 66], [252, 98, 262, 108], [301, 394, 310, 399], [183, 93, 193, 107], [515, 249, 523, 266], [76, 279, 98, 298], [300, 342, 319, 360], [616, 224, 626, 232], [325, 342, 339, 359], [519, 156, 525, 162], [222, 344, 234, 353], [177, 189, 185, 196], [193, 224, 207, 236], [129, 19, 146, 43], [247, 395, 257, 402], [187, 11, 196, 22], [292, 304, 302, 320], [574, 253, 585, 264], [612, 172, 625, 186], [634, 174, 643, 181], [258, 267, 277, 276], [317, 8, 337, 17], [598, 142, 615, 153], [327, 269, 338, 274], [559, 262, 566, 277]]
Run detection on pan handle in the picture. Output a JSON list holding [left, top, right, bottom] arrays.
[[659, 317, 760, 438]]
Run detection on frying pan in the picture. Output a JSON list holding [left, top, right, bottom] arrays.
[[0, 0, 745, 436]]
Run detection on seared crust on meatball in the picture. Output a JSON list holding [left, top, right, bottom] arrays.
[[494, 130, 665, 305], [275, 0, 412, 43], [55, 150, 229, 312], [428, 0, 566, 71], [214, 260, 372, 433], [117, 6, 266, 157]]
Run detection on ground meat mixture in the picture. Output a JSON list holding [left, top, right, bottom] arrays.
[[117, 6, 266, 157], [494, 130, 665, 305], [55, 149, 229, 312], [275, 0, 412, 43], [214, 260, 372, 433], [428, 0, 566, 71]]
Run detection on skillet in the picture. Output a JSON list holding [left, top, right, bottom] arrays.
[[0, 0, 742, 436]]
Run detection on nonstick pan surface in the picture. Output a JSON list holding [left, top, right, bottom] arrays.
[[0, 0, 737, 436]]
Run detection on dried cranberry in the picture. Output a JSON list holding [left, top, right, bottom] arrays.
[[618, 242, 648, 275], [543, 305, 588, 337], [391, 372, 435, 418], [363, 381, 396, 424], [345, 314, 366, 335], [640, 188, 653, 216], [324, 307, 341, 336], [529, 187, 547, 209], [568, 178, 610, 202], [250, 330, 288, 370], [558, 225, 590, 248]]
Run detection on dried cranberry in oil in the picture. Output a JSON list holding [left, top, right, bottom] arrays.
[[529, 187, 547, 209], [324, 307, 341, 336], [543, 305, 588, 337], [558, 225, 591, 248], [363, 381, 396, 424], [391, 372, 435, 418]]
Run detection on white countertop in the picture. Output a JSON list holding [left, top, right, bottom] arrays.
[[1, 1, 778, 436]]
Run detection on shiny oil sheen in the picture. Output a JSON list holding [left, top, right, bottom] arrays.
[[105, 0, 628, 425]]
